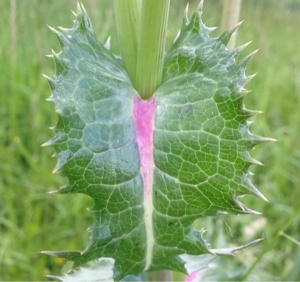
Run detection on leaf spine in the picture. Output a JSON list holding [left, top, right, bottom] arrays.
[[47, 190, 60, 194], [76, 2, 93, 33], [241, 88, 251, 96], [57, 184, 72, 194], [232, 41, 252, 57], [48, 25, 70, 48], [58, 26, 71, 33], [183, 3, 190, 26], [243, 178, 269, 202], [240, 73, 257, 88], [173, 30, 181, 43], [52, 50, 68, 73], [219, 20, 243, 45], [239, 49, 259, 68], [42, 74, 56, 90], [42, 132, 67, 147], [45, 96, 55, 103], [104, 36, 111, 50], [243, 107, 263, 117], [233, 195, 262, 214], [53, 151, 72, 174], [198, 0, 204, 11], [211, 238, 263, 255], [254, 136, 277, 143], [241, 151, 263, 166]]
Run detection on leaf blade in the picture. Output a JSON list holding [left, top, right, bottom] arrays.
[[46, 4, 147, 280], [45, 3, 269, 279]]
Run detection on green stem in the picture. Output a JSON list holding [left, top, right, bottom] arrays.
[[135, 0, 170, 99], [113, 0, 141, 83], [221, 0, 242, 50], [280, 231, 300, 246]]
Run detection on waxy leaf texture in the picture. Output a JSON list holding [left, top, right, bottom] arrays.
[[44, 3, 270, 281]]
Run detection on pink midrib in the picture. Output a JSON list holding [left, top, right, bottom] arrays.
[[133, 94, 156, 269], [133, 95, 156, 196]]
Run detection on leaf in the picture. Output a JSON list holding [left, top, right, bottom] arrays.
[[48, 258, 114, 282], [44, 4, 146, 280], [181, 238, 262, 280], [44, 3, 271, 281], [191, 253, 277, 281]]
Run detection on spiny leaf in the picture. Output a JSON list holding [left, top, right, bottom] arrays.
[[47, 257, 114, 282], [45, 3, 145, 280], [44, 3, 270, 281]]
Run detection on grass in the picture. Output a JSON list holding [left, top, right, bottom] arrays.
[[0, 0, 300, 280]]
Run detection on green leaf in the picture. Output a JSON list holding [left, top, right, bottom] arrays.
[[44, 4, 146, 280], [44, 3, 271, 281]]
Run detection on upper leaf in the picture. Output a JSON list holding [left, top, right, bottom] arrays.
[[45, 3, 270, 281]]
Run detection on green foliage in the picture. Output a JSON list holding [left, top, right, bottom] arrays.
[[1, 0, 300, 281], [43, 3, 270, 280]]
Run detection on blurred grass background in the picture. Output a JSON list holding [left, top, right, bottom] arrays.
[[0, 0, 299, 280]]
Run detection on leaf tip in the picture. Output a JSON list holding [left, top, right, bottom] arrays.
[[47, 24, 56, 33], [258, 192, 269, 203], [219, 20, 244, 45], [47, 190, 60, 195], [45, 96, 55, 103], [197, 0, 204, 12], [104, 36, 111, 50], [246, 180, 269, 203], [251, 158, 264, 166], [76, 1, 83, 15], [40, 250, 56, 256], [241, 88, 251, 96], [51, 50, 68, 74], [239, 49, 259, 68], [233, 41, 252, 57], [53, 151, 72, 174], [41, 141, 50, 147], [212, 238, 263, 256], [48, 26, 70, 48], [42, 74, 56, 90], [240, 73, 257, 88], [183, 3, 190, 26], [233, 194, 265, 213], [75, 2, 93, 33]]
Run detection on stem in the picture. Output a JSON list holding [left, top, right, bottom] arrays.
[[280, 231, 300, 246], [136, 0, 170, 99], [221, 0, 242, 49], [113, 0, 141, 83]]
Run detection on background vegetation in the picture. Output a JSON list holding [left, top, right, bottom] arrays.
[[0, 0, 299, 280]]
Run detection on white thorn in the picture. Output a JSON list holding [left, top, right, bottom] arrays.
[[104, 36, 111, 50]]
